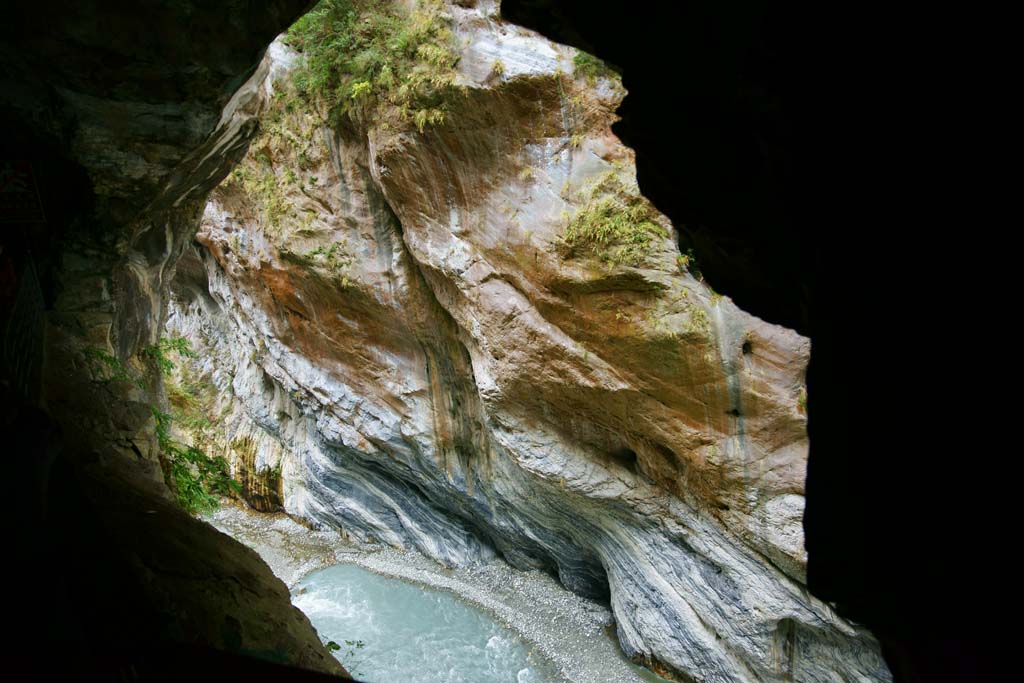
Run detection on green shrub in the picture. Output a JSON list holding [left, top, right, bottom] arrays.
[[681, 247, 702, 279], [142, 336, 196, 377], [166, 441, 240, 515], [559, 173, 667, 267], [83, 338, 237, 515], [147, 338, 238, 514], [153, 406, 240, 515], [153, 407, 173, 450], [286, 0, 461, 131], [683, 306, 710, 335]]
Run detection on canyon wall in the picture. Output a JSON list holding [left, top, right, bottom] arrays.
[[166, 3, 890, 681], [3, 0, 348, 676]]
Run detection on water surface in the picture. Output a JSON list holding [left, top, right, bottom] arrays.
[[293, 563, 560, 682]]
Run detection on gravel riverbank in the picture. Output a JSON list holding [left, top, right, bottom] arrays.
[[208, 505, 667, 683]]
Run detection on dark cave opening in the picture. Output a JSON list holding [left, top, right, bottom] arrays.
[[607, 446, 640, 475]]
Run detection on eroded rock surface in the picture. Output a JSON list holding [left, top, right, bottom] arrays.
[[167, 4, 889, 682], [3, 1, 348, 677]]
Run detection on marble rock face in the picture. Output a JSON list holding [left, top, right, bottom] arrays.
[[168, 4, 891, 682]]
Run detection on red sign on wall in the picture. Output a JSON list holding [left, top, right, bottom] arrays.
[[0, 160, 46, 223]]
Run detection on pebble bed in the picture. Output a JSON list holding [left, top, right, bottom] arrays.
[[208, 505, 667, 683]]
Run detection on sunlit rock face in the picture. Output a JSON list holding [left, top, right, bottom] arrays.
[[169, 3, 890, 681]]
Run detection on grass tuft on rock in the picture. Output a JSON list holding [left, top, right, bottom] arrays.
[[304, 240, 354, 285], [572, 50, 616, 84], [559, 173, 668, 267], [225, 163, 294, 235]]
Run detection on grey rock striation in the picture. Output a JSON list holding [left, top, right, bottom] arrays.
[[167, 4, 891, 682]]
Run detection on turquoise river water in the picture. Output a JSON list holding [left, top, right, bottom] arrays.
[[293, 564, 561, 682]]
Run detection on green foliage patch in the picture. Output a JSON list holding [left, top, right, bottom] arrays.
[[81, 337, 239, 516], [324, 638, 366, 677], [559, 172, 668, 267], [683, 306, 710, 335], [155, 406, 240, 515], [306, 241, 353, 273], [573, 50, 616, 84], [167, 376, 215, 433], [149, 338, 238, 514], [81, 346, 143, 388], [228, 164, 294, 234], [286, 0, 461, 131], [143, 335, 197, 377], [679, 247, 703, 279]]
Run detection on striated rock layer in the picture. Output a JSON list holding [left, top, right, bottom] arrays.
[[168, 3, 890, 682]]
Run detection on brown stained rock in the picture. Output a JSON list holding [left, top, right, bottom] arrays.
[[232, 434, 285, 512], [366, 36, 811, 575], [162, 9, 888, 682]]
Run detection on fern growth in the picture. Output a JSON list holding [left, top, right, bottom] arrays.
[[559, 173, 667, 267], [154, 406, 240, 515], [142, 336, 196, 377], [286, 0, 461, 132]]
